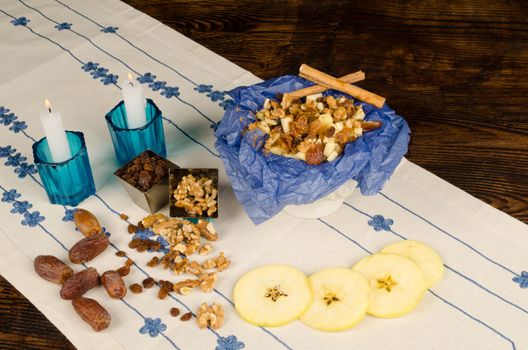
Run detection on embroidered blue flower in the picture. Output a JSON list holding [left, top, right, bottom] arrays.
[[101, 26, 118, 33], [5, 153, 27, 167], [139, 317, 166, 337], [161, 86, 180, 99], [0, 113, 17, 126], [367, 214, 394, 231], [2, 189, 21, 203], [207, 91, 225, 102], [137, 73, 156, 84], [81, 61, 99, 72], [219, 99, 234, 110], [101, 74, 118, 85], [148, 81, 166, 91], [10, 200, 32, 214], [194, 84, 213, 93], [513, 271, 528, 289], [0, 146, 16, 158], [90, 67, 108, 79], [154, 235, 169, 253], [62, 208, 77, 222], [0, 106, 9, 115], [9, 121, 27, 133], [101, 227, 111, 237], [216, 335, 245, 350], [54, 22, 72, 30], [11, 17, 30, 26], [14, 163, 37, 178], [133, 228, 155, 241], [21, 211, 45, 227]]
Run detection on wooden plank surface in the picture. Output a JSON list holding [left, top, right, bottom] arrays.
[[1, 0, 526, 348]]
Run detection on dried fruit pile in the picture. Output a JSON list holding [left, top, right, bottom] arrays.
[[127, 213, 230, 299], [118, 151, 168, 192], [247, 95, 382, 165]]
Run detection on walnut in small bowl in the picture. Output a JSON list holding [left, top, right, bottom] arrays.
[[169, 168, 218, 219]]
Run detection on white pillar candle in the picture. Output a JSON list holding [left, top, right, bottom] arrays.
[[122, 72, 146, 129], [39, 99, 72, 163]]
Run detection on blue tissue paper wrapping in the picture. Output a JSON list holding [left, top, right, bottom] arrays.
[[215, 75, 411, 224]]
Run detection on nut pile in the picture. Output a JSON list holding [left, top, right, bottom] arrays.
[[173, 174, 218, 217], [197, 303, 224, 330], [247, 94, 382, 165], [118, 151, 168, 192], [127, 213, 230, 299]]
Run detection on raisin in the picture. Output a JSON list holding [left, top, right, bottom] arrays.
[[129, 283, 143, 294], [142, 277, 155, 289], [115, 251, 126, 257], [119, 213, 129, 220], [180, 312, 192, 321], [146, 257, 160, 268], [116, 266, 130, 277], [127, 224, 138, 234], [158, 287, 168, 299], [170, 307, 180, 317]]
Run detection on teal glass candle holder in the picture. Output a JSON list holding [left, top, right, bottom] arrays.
[[32, 131, 96, 206], [105, 98, 166, 165]]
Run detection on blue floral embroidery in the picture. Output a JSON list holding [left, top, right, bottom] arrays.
[[219, 99, 234, 110], [0, 146, 16, 158], [139, 317, 167, 337], [207, 91, 225, 102], [367, 214, 394, 231], [138, 73, 156, 84], [14, 163, 37, 178], [81, 61, 99, 72], [0, 106, 10, 115], [10, 200, 32, 214], [101, 26, 118, 33], [194, 84, 213, 93], [513, 271, 528, 289], [21, 211, 45, 227], [161, 86, 180, 98], [9, 121, 27, 133], [90, 67, 109, 79], [216, 335, 245, 350], [148, 81, 167, 91], [133, 228, 155, 241], [5, 153, 26, 167], [62, 208, 77, 222], [155, 236, 169, 253], [0, 113, 17, 126], [2, 189, 21, 203], [55, 22, 72, 30], [11, 17, 29, 26], [101, 74, 118, 85]]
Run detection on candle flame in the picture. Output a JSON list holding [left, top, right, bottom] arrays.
[[128, 72, 133, 81], [44, 99, 52, 113]]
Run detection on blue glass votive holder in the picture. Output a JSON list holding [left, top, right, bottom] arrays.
[[105, 98, 166, 165], [32, 131, 96, 206]]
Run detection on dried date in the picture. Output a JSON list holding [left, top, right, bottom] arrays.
[[73, 209, 102, 237], [33, 255, 73, 284], [69, 232, 109, 264], [101, 270, 127, 299], [60, 267, 100, 300], [72, 297, 111, 332]]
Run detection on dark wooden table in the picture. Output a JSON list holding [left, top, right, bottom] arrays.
[[1, 0, 527, 348]]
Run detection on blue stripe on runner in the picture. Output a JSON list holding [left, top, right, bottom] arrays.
[[343, 202, 528, 316], [316, 217, 517, 350], [0, 184, 181, 350], [379, 192, 519, 276], [53, 0, 199, 86]]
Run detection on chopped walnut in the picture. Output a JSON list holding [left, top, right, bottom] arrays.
[[201, 259, 216, 270], [173, 279, 200, 294], [186, 261, 203, 276], [214, 252, 231, 272], [141, 213, 168, 228], [199, 243, 213, 256], [198, 273, 217, 293], [197, 303, 224, 330], [196, 220, 218, 241], [173, 174, 218, 217]]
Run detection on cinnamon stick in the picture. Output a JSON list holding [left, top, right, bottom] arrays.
[[299, 64, 385, 108], [284, 70, 365, 100]]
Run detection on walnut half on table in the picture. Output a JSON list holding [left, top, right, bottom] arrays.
[[247, 94, 382, 165]]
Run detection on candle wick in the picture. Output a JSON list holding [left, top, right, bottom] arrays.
[[129, 81, 134, 87], [48, 107, 52, 113]]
